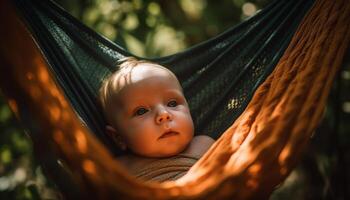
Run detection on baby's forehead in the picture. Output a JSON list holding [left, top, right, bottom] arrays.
[[109, 63, 181, 96], [114, 65, 182, 104], [128, 63, 175, 80], [115, 63, 176, 85]]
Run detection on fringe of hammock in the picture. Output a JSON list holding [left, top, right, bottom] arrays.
[[0, 0, 349, 199]]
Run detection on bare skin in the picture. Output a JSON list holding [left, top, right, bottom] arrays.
[[104, 63, 214, 168]]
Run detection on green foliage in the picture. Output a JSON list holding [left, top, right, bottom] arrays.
[[0, 95, 59, 199], [55, 0, 270, 57], [1, 0, 349, 199]]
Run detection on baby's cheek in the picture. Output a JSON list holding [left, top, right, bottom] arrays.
[[128, 117, 149, 130], [129, 119, 155, 140], [179, 110, 194, 126], [132, 133, 156, 155], [127, 132, 149, 150]]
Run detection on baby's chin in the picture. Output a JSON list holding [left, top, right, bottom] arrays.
[[158, 147, 186, 158], [132, 133, 194, 158]]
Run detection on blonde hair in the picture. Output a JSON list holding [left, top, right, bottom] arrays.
[[99, 57, 159, 123]]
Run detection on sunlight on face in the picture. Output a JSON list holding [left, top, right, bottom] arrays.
[[110, 64, 194, 157]]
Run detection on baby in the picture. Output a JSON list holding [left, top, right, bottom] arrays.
[[99, 57, 214, 181]]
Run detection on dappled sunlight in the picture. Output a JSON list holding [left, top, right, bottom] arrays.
[[226, 144, 254, 173], [28, 84, 42, 100], [248, 163, 262, 176], [61, 110, 70, 122], [175, 164, 209, 185], [49, 87, 69, 108], [342, 101, 350, 113], [7, 99, 18, 117], [161, 182, 182, 196], [75, 130, 87, 154], [242, 3, 257, 17], [0, 2, 135, 195], [83, 159, 96, 174], [179, 0, 205, 20], [37, 63, 49, 84], [53, 130, 64, 143], [0, 0, 348, 198], [231, 129, 247, 148], [230, 109, 255, 149], [48, 104, 61, 122], [227, 98, 239, 110], [278, 146, 291, 166]]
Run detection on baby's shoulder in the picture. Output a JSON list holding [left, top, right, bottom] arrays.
[[192, 135, 215, 146], [183, 135, 215, 158]]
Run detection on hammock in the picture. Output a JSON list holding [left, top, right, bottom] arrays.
[[0, 0, 349, 199]]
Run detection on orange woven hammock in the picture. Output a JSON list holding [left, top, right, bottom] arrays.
[[0, 0, 349, 199]]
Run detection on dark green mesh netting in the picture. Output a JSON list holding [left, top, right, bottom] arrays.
[[13, 0, 314, 155]]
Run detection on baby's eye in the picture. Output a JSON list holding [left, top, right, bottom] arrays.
[[167, 100, 178, 107], [134, 108, 148, 116]]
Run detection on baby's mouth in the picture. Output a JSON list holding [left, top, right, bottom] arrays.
[[158, 131, 179, 139]]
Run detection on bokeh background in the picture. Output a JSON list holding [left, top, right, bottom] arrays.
[[0, 0, 349, 199]]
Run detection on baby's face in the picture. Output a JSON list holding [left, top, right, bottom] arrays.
[[111, 64, 194, 157]]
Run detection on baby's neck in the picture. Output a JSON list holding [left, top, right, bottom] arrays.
[[117, 135, 214, 169]]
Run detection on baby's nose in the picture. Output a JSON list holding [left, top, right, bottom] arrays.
[[156, 109, 172, 124]]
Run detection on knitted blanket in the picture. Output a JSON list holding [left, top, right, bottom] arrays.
[[123, 153, 199, 182]]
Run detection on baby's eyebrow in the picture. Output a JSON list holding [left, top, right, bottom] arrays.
[[124, 102, 142, 110], [123, 105, 141, 116], [164, 89, 184, 96], [119, 99, 138, 110]]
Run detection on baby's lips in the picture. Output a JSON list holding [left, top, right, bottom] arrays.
[[158, 130, 179, 139]]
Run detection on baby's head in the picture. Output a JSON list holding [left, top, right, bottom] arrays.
[[100, 57, 194, 158]]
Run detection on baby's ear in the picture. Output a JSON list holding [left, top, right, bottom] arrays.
[[106, 125, 127, 151]]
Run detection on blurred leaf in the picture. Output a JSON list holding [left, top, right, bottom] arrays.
[[0, 146, 12, 165], [0, 104, 12, 122]]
